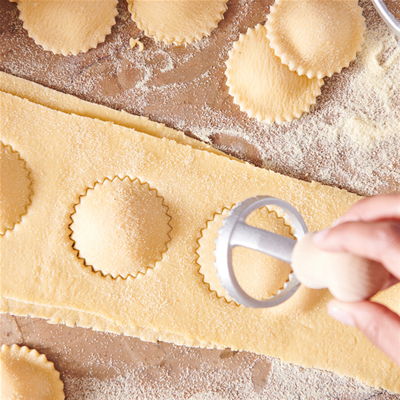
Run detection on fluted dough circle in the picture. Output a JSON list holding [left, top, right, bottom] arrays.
[[197, 207, 294, 303], [70, 177, 172, 278], [1, 344, 64, 400], [0, 143, 32, 235], [127, 0, 228, 45], [225, 24, 323, 124], [13, 0, 118, 56], [266, 0, 365, 79]]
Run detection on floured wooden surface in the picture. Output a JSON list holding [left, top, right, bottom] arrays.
[[1, 0, 400, 398], [3, 315, 400, 400]]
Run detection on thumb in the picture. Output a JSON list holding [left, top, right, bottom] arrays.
[[327, 299, 400, 366]]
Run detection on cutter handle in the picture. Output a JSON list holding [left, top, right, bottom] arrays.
[[291, 232, 391, 302]]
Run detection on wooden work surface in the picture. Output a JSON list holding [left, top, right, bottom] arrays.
[[1, 0, 400, 398]]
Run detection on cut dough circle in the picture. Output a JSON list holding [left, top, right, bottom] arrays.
[[70, 177, 172, 279], [197, 207, 294, 303], [127, 0, 228, 45], [225, 24, 323, 124], [266, 0, 365, 79], [0, 344, 65, 400], [0, 143, 32, 235], [13, 0, 118, 56]]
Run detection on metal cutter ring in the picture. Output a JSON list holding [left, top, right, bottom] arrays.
[[215, 196, 308, 308]]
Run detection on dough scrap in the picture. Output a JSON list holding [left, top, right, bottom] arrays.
[[12, 0, 118, 56], [70, 177, 172, 279], [127, 0, 228, 45], [0, 344, 64, 400], [1, 80, 399, 393], [225, 24, 323, 124], [130, 37, 144, 51], [266, 0, 365, 79], [0, 142, 32, 235], [197, 207, 294, 302]]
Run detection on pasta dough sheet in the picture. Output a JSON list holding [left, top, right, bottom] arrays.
[[1, 82, 399, 392], [0, 72, 229, 159], [0, 72, 226, 350]]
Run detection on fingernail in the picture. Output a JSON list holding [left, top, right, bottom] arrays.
[[327, 303, 356, 327], [313, 229, 330, 243]]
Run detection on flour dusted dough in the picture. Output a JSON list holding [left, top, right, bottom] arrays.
[[198, 207, 294, 302], [70, 177, 172, 279], [127, 0, 228, 45], [225, 24, 323, 124], [0, 143, 32, 235], [0, 71, 230, 349], [266, 0, 365, 79], [0, 72, 229, 159], [1, 78, 399, 393], [12, 0, 118, 55], [0, 344, 64, 400]]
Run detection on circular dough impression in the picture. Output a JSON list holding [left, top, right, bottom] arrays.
[[14, 0, 118, 56], [1, 344, 64, 400], [127, 0, 228, 45], [225, 24, 323, 124], [1, 143, 32, 235], [266, 0, 365, 79], [197, 207, 294, 303], [70, 177, 172, 279]]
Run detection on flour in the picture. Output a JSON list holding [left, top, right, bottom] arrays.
[[62, 350, 385, 400]]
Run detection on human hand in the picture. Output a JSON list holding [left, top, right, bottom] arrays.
[[313, 194, 400, 366]]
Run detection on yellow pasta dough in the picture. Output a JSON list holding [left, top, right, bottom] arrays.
[[0, 143, 32, 235], [197, 207, 294, 302], [70, 177, 172, 279], [225, 24, 323, 124], [0, 72, 229, 158], [127, 0, 228, 45], [1, 86, 399, 393], [12, 0, 118, 55], [0, 344, 64, 400], [266, 0, 365, 79], [0, 71, 228, 349]]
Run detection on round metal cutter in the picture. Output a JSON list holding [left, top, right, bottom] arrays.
[[214, 196, 308, 308]]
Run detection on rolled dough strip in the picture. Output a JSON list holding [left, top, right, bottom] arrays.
[[1, 84, 399, 393], [0, 72, 231, 159]]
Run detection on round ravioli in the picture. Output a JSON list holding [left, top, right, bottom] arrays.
[[0, 143, 32, 235], [266, 0, 365, 79], [1, 344, 64, 400], [127, 0, 228, 45], [70, 177, 172, 279], [225, 24, 323, 124], [197, 207, 294, 303], [13, 0, 118, 55]]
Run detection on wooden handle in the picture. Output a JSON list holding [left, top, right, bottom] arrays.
[[292, 232, 390, 302]]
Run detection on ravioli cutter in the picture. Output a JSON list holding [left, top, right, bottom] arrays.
[[372, 0, 400, 44], [214, 196, 391, 308]]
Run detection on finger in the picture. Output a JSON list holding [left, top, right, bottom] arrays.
[[333, 194, 400, 226], [382, 273, 400, 290], [328, 299, 400, 366], [313, 221, 400, 280]]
